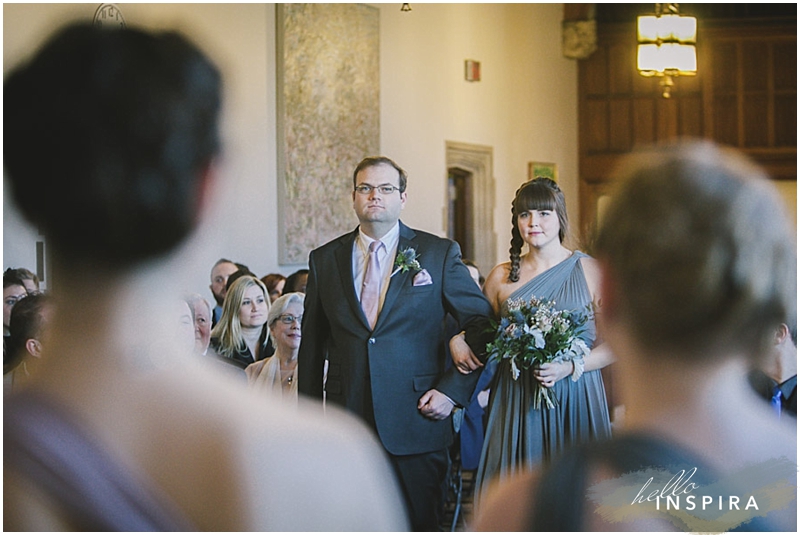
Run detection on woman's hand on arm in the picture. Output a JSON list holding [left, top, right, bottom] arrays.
[[449, 331, 483, 374]]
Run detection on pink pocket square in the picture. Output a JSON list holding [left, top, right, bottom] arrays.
[[412, 269, 433, 286]]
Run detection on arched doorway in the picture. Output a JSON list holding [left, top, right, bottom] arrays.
[[445, 142, 496, 276]]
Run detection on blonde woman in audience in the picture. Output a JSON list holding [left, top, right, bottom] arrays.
[[210, 275, 273, 369], [474, 141, 796, 532], [246, 292, 303, 400]]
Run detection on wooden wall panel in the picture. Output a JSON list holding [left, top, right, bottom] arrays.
[[609, 100, 631, 151], [774, 42, 796, 91], [744, 96, 770, 146], [713, 95, 739, 145], [679, 96, 703, 137], [742, 42, 769, 91], [711, 42, 738, 93], [583, 46, 608, 94], [578, 19, 797, 239], [632, 98, 655, 144], [584, 100, 609, 152], [775, 96, 797, 147], [655, 98, 679, 140], [608, 42, 632, 94]]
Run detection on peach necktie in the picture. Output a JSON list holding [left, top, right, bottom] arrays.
[[361, 240, 384, 328]]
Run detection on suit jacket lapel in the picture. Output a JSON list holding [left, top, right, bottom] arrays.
[[334, 229, 372, 329], [374, 222, 416, 331]]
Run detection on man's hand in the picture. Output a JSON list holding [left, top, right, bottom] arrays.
[[449, 332, 483, 374], [418, 389, 455, 420]]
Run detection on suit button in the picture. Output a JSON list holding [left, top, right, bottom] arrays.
[[369, 338, 376, 344]]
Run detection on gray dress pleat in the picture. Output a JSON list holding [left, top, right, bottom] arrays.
[[474, 251, 612, 505]]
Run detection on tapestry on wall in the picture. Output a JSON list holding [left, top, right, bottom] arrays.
[[277, 3, 380, 265]]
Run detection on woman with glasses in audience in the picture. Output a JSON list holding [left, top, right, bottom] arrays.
[[210, 275, 273, 369], [246, 292, 303, 400]]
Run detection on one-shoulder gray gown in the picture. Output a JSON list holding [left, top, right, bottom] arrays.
[[474, 251, 612, 504]]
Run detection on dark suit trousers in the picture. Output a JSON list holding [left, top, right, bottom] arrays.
[[387, 448, 449, 532]]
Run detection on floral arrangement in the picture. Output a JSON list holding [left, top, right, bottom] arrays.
[[392, 246, 421, 276], [486, 296, 592, 409]]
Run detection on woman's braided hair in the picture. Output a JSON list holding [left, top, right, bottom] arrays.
[[507, 177, 569, 283]]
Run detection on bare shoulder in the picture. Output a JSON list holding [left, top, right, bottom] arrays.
[[578, 254, 602, 300], [93, 366, 408, 531], [483, 263, 512, 313], [472, 469, 539, 531], [172, 371, 409, 530]]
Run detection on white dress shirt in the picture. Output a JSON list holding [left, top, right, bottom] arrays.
[[353, 223, 400, 316]]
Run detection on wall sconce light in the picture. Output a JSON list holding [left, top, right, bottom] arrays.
[[400, 3, 411, 12], [637, 3, 697, 98]]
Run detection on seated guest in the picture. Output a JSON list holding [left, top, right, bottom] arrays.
[[3, 23, 407, 531], [4, 270, 28, 337], [208, 258, 238, 326], [447, 260, 494, 472], [4, 293, 51, 396], [462, 259, 484, 289], [261, 273, 286, 303], [474, 141, 797, 532], [185, 293, 212, 356], [210, 275, 274, 369], [8, 267, 40, 295], [246, 292, 303, 400], [177, 299, 197, 356], [224, 266, 257, 295], [748, 322, 797, 419], [284, 268, 308, 294]]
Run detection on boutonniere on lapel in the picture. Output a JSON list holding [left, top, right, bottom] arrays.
[[391, 247, 432, 286]]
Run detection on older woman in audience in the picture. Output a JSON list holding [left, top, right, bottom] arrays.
[[176, 299, 197, 356], [261, 273, 286, 303], [210, 275, 273, 369], [474, 141, 797, 532], [246, 292, 303, 400], [185, 294, 212, 355]]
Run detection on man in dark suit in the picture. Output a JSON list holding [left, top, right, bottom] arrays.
[[298, 156, 493, 531]]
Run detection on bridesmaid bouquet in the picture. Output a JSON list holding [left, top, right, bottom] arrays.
[[486, 296, 592, 409]]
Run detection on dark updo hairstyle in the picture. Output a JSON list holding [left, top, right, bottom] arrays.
[[3, 23, 222, 269], [508, 178, 569, 282]]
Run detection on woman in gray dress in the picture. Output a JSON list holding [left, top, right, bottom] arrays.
[[451, 178, 614, 504], [473, 143, 796, 532]]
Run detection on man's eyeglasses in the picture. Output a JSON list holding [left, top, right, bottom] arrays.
[[354, 184, 401, 195], [275, 314, 303, 325]]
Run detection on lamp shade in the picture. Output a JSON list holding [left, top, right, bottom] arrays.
[[638, 43, 696, 75]]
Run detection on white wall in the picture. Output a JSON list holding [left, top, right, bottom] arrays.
[[3, 3, 578, 298], [377, 3, 579, 263]]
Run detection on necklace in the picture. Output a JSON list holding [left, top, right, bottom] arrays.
[[280, 361, 297, 386]]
